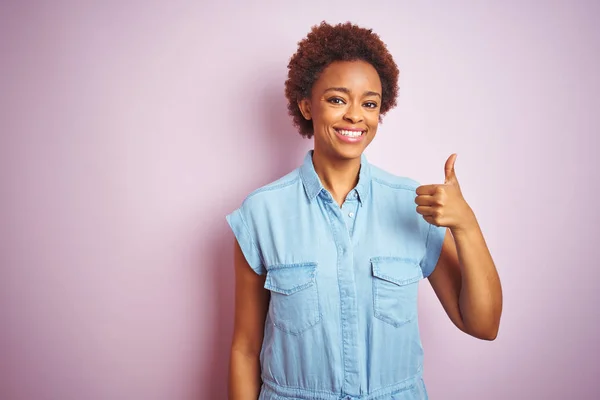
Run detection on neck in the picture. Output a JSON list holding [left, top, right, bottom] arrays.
[[312, 150, 361, 206]]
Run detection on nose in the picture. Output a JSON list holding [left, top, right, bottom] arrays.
[[343, 102, 364, 124]]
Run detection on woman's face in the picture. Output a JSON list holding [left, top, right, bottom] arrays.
[[299, 60, 382, 162]]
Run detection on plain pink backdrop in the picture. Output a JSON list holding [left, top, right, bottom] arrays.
[[1, 1, 599, 399]]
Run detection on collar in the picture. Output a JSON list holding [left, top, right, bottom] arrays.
[[299, 150, 371, 205]]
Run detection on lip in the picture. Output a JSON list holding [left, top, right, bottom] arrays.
[[334, 126, 364, 132], [333, 127, 366, 144]]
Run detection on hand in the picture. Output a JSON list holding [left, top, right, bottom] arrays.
[[415, 154, 476, 231]]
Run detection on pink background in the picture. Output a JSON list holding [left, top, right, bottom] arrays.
[[1, 1, 599, 399]]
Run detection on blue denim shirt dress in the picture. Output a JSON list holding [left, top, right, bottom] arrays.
[[226, 150, 446, 400]]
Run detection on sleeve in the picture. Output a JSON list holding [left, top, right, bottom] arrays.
[[420, 222, 446, 278], [226, 206, 266, 275]]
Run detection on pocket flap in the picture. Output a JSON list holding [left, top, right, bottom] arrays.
[[264, 262, 317, 295], [371, 257, 423, 286]]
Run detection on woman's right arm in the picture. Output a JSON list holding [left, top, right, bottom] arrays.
[[228, 240, 270, 400]]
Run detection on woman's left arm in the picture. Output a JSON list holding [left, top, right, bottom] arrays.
[[415, 154, 503, 340]]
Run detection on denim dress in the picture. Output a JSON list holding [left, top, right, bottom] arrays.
[[227, 150, 446, 400]]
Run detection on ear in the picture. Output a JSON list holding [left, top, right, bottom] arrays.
[[297, 98, 312, 120]]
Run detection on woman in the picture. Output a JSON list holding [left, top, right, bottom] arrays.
[[226, 21, 502, 400]]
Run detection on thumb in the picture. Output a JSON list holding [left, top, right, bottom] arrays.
[[444, 153, 458, 184]]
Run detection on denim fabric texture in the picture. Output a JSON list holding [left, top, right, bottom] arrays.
[[226, 150, 446, 400]]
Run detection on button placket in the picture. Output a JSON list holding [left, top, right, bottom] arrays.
[[325, 200, 360, 394], [342, 199, 359, 238]]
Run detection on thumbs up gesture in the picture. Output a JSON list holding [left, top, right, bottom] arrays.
[[415, 154, 476, 230]]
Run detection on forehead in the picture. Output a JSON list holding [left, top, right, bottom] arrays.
[[314, 60, 382, 92]]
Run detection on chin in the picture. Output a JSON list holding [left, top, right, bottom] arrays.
[[332, 144, 367, 160], [315, 130, 373, 160]]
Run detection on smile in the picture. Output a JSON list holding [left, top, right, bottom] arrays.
[[334, 128, 366, 143], [336, 129, 364, 137]]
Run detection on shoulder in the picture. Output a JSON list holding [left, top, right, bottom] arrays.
[[369, 164, 421, 193], [239, 168, 302, 210]]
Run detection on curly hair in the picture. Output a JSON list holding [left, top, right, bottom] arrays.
[[285, 21, 400, 138]]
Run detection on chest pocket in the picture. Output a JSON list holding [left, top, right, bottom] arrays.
[[264, 262, 321, 335], [371, 257, 423, 327]]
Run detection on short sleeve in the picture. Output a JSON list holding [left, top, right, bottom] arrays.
[[226, 207, 266, 275], [420, 222, 446, 278]]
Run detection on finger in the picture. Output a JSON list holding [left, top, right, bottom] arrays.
[[416, 205, 434, 216], [416, 184, 438, 196], [444, 153, 457, 184], [423, 215, 439, 226], [414, 195, 435, 206]]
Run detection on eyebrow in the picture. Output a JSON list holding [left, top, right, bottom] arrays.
[[323, 87, 381, 98]]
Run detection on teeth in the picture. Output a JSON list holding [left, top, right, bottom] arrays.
[[338, 129, 363, 137]]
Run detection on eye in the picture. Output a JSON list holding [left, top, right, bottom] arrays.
[[364, 101, 378, 109], [327, 97, 346, 105]]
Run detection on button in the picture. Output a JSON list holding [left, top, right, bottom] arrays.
[[348, 212, 354, 218]]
